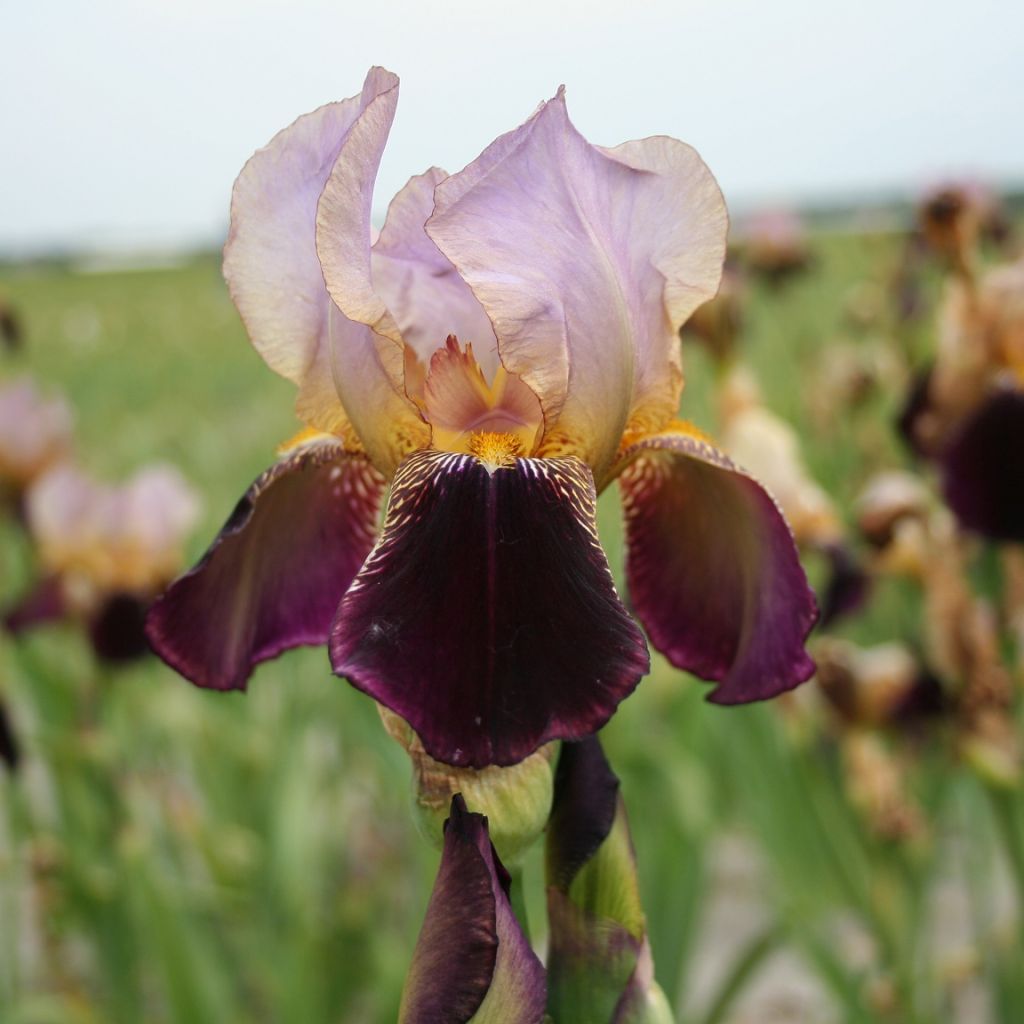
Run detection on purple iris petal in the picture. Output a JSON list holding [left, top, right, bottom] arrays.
[[426, 91, 727, 482], [940, 388, 1024, 542], [331, 450, 650, 768], [90, 593, 151, 663], [399, 794, 545, 1024], [146, 441, 385, 691], [618, 428, 817, 703], [372, 168, 499, 375], [818, 541, 870, 627]]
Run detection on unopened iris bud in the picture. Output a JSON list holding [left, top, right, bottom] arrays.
[[545, 737, 671, 1023], [380, 706, 556, 865], [399, 794, 545, 1024]]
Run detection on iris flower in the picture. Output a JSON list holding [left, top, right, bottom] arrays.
[[147, 67, 817, 768], [7, 463, 200, 660], [899, 256, 1024, 541]]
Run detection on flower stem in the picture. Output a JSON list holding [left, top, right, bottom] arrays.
[[508, 863, 532, 945]]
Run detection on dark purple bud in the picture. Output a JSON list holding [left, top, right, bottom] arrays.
[[399, 794, 545, 1023]]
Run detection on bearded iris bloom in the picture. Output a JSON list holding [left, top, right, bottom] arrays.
[[7, 463, 200, 661], [147, 67, 817, 768], [898, 253, 1024, 542]]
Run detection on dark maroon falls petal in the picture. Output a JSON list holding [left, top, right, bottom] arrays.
[[330, 450, 650, 768], [616, 427, 818, 705], [399, 794, 546, 1024], [818, 541, 870, 627], [146, 440, 385, 691], [90, 593, 151, 663], [940, 388, 1024, 542]]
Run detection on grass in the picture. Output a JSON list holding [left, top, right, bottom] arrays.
[[0, 229, 1021, 1023]]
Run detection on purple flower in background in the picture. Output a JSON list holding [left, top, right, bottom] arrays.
[[7, 463, 200, 661], [898, 257, 1024, 541], [147, 67, 817, 768]]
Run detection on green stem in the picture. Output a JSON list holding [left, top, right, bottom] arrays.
[[508, 864, 531, 946]]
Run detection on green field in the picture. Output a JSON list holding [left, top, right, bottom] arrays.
[[1, 230, 1022, 1023]]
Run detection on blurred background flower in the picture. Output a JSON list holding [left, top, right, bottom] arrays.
[[6, 462, 200, 660]]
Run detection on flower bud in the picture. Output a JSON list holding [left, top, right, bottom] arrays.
[[399, 794, 545, 1023], [545, 737, 668, 1022]]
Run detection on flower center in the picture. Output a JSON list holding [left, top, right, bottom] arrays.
[[467, 431, 523, 473], [416, 335, 543, 461]]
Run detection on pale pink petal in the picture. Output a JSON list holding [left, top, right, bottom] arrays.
[[111, 466, 202, 584], [315, 76, 430, 474], [372, 169, 499, 376], [0, 376, 73, 487], [601, 135, 730, 430], [26, 464, 200, 596], [223, 67, 399, 436], [25, 464, 105, 570], [427, 92, 727, 482]]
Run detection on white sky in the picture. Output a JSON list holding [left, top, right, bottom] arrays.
[[3, 0, 1022, 253]]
